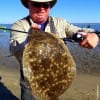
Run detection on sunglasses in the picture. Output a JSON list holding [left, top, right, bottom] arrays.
[[30, 2, 50, 9]]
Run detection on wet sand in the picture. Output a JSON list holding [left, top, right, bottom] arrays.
[[60, 72, 100, 100], [0, 69, 20, 100], [1, 68, 100, 100], [0, 48, 20, 100], [0, 42, 100, 100]]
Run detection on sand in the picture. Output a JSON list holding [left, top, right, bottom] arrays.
[[0, 48, 20, 100], [0, 42, 100, 100]]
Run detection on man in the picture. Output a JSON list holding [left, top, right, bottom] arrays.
[[9, 0, 99, 100]]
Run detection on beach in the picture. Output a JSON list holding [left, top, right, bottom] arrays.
[[0, 41, 100, 100], [0, 47, 20, 100]]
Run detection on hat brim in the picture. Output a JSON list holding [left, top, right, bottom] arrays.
[[21, 0, 57, 8]]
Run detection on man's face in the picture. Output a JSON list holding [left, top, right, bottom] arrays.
[[28, 1, 50, 23]]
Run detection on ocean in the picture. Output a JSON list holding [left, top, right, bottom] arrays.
[[0, 24, 12, 49], [73, 23, 100, 31], [0, 23, 100, 49]]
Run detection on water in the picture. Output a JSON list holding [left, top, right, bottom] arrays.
[[0, 24, 12, 49], [0, 23, 100, 48], [73, 23, 100, 31]]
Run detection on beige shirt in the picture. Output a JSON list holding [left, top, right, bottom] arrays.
[[10, 17, 82, 44]]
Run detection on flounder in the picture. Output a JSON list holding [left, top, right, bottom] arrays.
[[22, 29, 76, 100]]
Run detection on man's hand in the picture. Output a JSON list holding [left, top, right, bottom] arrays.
[[31, 23, 41, 29], [79, 32, 99, 49]]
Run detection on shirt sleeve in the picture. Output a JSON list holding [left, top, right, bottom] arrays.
[[62, 19, 95, 37], [9, 19, 30, 54]]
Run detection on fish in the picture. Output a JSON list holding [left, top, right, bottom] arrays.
[[22, 29, 76, 100]]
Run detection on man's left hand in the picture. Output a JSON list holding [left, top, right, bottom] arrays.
[[79, 32, 99, 49]]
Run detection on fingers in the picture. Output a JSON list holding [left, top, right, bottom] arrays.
[[80, 38, 92, 49], [80, 33, 99, 49], [31, 23, 41, 29]]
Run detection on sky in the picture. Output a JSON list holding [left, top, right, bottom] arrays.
[[0, 0, 100, 24]]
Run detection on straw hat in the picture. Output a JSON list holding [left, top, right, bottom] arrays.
[[21, 0, 57, 8]]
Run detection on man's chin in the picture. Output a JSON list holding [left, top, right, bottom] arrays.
[[36, 18, 45, 23]]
